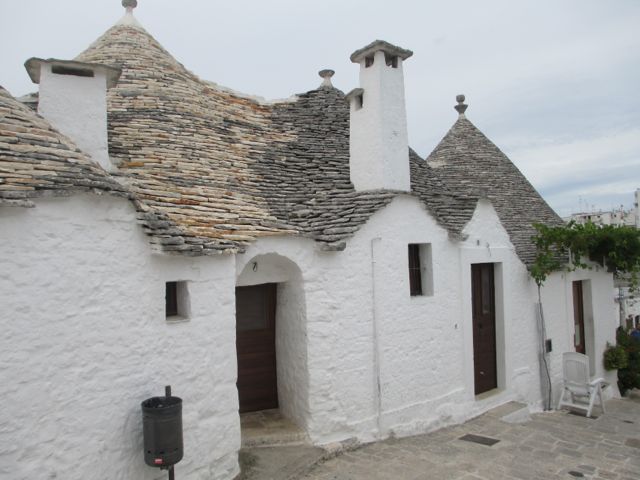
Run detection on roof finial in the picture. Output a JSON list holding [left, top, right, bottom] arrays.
[[455, 94, 468, 116], [122, 0, 138, 13], [319, 69, 335, 87]]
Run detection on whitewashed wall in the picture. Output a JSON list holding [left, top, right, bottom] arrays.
[[237, 197, 539, 444], [541, 268, 618, 403], [238, 196, 617, 449], [0, 195, 239, 480], [1, 192, 618, 480]]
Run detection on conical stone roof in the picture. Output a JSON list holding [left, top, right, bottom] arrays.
[[71, 18, 477, 254], [75, 21, 296, 254], [5, 13, 559, 261], [427, 115, 564, 265]]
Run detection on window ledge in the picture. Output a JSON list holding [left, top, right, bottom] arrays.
[[166, 315, 190, 324]]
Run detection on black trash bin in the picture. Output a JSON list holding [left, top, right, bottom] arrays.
[[141, 388, 183, 469]]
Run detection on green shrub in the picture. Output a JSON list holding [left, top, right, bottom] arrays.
[[603, 343, 628, 370], [615, 327, 640, 396]]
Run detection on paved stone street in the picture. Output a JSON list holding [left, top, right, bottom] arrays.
[[240, 394, 640, 480]]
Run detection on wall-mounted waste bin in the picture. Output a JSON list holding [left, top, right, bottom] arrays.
[[142, 386, 183, 470]]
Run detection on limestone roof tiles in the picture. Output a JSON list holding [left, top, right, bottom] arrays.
[[0, 86, 126, 208], [70, 20, 477, 254], [427, 115, 564, 265], [5, 14, 557, 264]]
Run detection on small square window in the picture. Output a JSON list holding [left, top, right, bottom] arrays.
[[165, 281, 190, 320], [408, 244, 434, 297]]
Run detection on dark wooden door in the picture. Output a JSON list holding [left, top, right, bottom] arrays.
[[471, 263, 497, 395], [236, 284, 278, 413], [572, 281, 586, 354]]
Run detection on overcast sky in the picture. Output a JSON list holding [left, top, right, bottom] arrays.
[[1, 0, 638, 217]]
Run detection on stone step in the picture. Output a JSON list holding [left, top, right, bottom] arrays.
[[240, 409, 309, 448]]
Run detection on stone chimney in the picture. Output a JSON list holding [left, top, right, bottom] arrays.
[[346, 40, 413, 191], [25, 58, 121, 172]]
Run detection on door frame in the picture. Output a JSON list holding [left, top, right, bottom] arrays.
[[461, 249, 510, 401]]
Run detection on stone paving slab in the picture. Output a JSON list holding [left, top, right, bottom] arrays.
[[239, 394, 640, 480]]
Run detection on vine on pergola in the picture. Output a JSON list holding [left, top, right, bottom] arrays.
[[530, 221, 640, 289]]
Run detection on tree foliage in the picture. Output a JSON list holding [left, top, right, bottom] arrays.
[[530, 222, 640, 288], [615, 327, 640, 395]]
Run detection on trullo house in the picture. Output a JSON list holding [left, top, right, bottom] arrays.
[[0, 2, 617, 479]]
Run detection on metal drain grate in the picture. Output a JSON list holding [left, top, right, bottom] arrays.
[[568, 471, 584, 478], [458, 434, 500, 446]]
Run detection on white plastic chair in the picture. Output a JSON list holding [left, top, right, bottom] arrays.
[[557, 352, 607, 418]]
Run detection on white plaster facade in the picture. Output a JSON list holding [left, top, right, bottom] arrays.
[[0, 191, 618, 480], [0, 195, 240, 480]]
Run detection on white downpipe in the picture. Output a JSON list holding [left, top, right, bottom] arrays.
[[370, 237, 383, 436]]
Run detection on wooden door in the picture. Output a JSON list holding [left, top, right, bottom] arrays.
[[572, 281, 586, 354], [471, 263, 497, 395], [236, 284, 278, 413]]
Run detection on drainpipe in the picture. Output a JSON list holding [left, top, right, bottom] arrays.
[[370, 237, 383, 437]]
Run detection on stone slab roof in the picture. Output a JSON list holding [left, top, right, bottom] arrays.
[[427, 116, 564, 265], [70, 21, 475, 255], [6, 17, 558, 263], [0, 86, 126, 208]]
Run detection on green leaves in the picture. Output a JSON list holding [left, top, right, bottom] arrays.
[[531, 222, 640, 288]]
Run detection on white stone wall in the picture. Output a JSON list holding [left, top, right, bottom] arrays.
[[1, 192, 618, 480], [541, 268, 618, 403], [37, 64, 113, 172], [238, 196, 616, 448], [0, 195, 239, 480], [349, 49, 411, 192]]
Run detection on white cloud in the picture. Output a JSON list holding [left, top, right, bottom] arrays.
[[507, 128, 640, 188]]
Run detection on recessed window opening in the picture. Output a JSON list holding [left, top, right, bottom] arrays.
[[51, 65, 95, 78], [355, 93, 364, 110], [408, 244, 434, 296], [385, 53, 398, 68], [165, 281, 190, 320], [365, 55, 374, 68]]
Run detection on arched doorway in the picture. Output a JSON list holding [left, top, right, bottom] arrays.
[[236, 253, 309, 431]]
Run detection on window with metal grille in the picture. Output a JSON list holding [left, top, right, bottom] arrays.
[[408, 244, 434, 297]]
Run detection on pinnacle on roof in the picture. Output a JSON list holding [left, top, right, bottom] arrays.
[[118, 0, 142, 28], [122, 0, 138, 11], [318, 69, 335, 88], [455, 94, 468, 116]]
